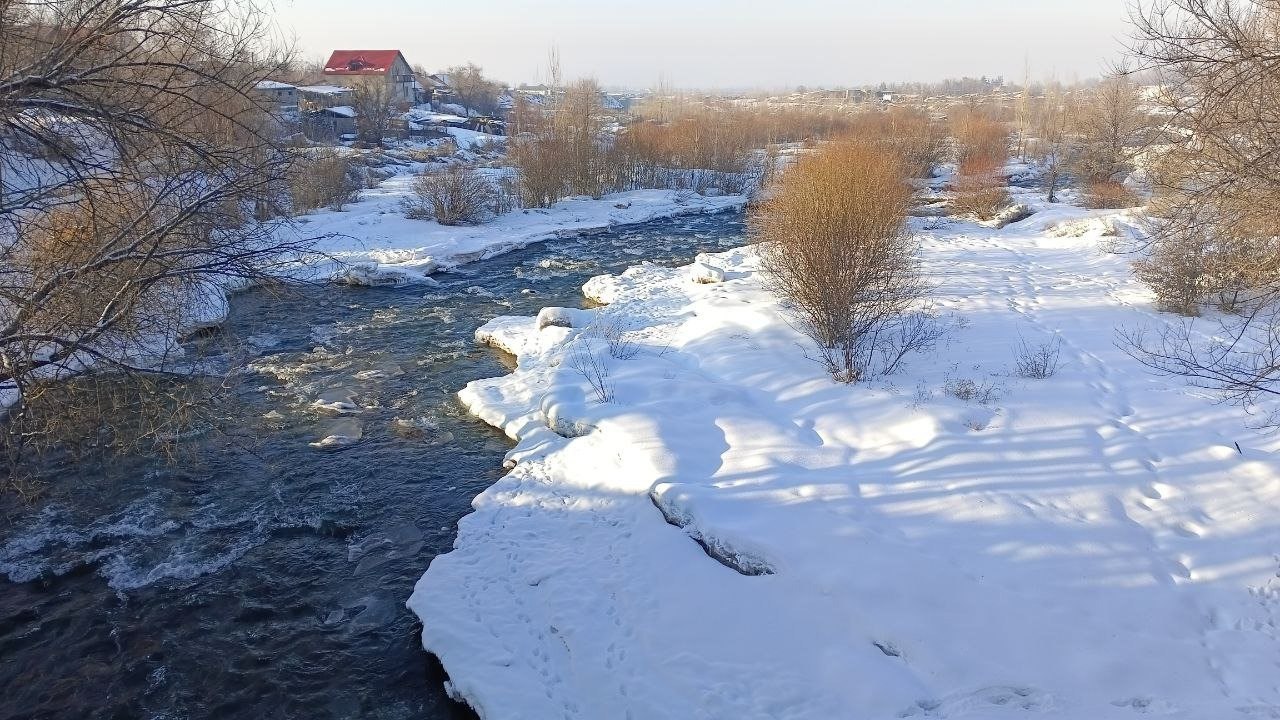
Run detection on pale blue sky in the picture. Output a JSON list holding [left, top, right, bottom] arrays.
[[272, 0, 1133, 89]]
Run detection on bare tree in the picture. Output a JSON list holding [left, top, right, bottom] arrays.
[[1013, 58, 1033, 161], [444, 63, 503, 115], [508, 78, 610, 206], [0, 0, 314, 466], [1071, 76, 1149, 183], [1033, 87, 1074, 203], [1121, 0, 1280, 421], [351, 78, 394, 145]]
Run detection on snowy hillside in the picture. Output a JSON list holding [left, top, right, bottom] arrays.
[[410, 193, 1280, 719]]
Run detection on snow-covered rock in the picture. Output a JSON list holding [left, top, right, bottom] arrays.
[[990, 202, 1035, 228], [534, 306, 593, 331], [308, 419, 363, 450], [688, 260, 725, 284]]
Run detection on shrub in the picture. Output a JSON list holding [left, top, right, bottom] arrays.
[[944, 376, 1000, 404], [843, 107, 946, 178], [489, 173, 521, 216], [1081, 180, 1140, 209], [1133, 240, 1209, 315], [406, 165, 495, 225], [948, 107, 1011, 219], [289, 149, 358, 213], [950, 106, 1009, 167], [754, 140, 920, 382], [567, 339, 614, 403], [507, 80, 612, 207], [590, 316, 640, 360], [1015, 334, 1063, 378], [403, 139, 459, 164], [950, 157, 1010, 220]]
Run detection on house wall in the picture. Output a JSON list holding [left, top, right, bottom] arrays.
[[254, 86, 298, 107], [387, 55, 417, 105]]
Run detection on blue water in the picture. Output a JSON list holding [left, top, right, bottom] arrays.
[[0, 211, 745, 720]]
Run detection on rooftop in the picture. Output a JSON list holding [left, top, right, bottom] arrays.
[[323, 50, 405, 76]]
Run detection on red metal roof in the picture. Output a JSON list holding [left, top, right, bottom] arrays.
[[323, 50, 405, 76]]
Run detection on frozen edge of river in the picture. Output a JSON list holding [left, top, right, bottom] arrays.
[[278, 181, 750, 287]]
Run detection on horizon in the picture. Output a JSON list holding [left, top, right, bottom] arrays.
[[272, 0, 1134, 90]]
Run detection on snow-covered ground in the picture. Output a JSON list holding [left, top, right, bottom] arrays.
[[283, 172, 746, 285], [409, 193, 1280, 719]]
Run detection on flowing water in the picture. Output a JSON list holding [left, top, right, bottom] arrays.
[[0, 211, 746, 720]]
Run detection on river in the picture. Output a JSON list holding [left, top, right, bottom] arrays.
[[0, 211, 746, 720]]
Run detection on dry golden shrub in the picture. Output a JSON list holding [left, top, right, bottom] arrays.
[[754, 140, 920, 382], [289, 149, 358, 212], [950, 107, 1009, 167], [950, 156, 1010, 219], [841, 107, 946, 178], [1080, 180, 1140, 209], [407, 165, 495, 225]]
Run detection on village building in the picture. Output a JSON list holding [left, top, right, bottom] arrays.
[[296, 84, 355, 111], [253, 80, 298, 109], [322, 50, 423, 106]]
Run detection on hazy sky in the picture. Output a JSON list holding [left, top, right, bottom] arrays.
[[272, 0, 1134, 89]]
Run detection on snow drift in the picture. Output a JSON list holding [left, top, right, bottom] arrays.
[[410, 194, 1280, 719]]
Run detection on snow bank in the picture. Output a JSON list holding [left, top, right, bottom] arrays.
[[410, 194, 1280, 719], [280, 174, 746, 285], [688, 260, 726, 284], [447, 127, 502, 151]]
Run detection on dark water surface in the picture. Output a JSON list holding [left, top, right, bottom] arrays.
[[0, 212, 745, 720]]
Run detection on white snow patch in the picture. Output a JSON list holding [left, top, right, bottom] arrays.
[[409, 192, 1280, 720], [688, 260, 726, 284]]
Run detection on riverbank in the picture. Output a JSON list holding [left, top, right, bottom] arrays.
[[281, 172, 748, 286], [5, 174, 748, 407], [0, 213, 748, 720], [410, 191, 1280, 719]]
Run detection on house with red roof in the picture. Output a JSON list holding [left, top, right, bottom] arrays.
[[322, 50, 423, 105]]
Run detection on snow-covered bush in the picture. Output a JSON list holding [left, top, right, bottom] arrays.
[[754, 140, 922, 383], [405, 165, 495, 225]]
